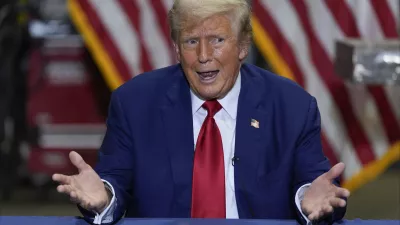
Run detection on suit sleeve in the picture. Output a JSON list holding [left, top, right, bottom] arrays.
[[79, 90, 135, 224], [292, 97, 346, 225]]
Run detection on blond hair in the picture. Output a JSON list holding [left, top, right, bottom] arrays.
[[168, 0, 252, 45]]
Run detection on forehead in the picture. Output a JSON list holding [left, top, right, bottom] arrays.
[[181, 15, 234, 36]]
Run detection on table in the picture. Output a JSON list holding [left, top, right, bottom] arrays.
[[0, 217, 397, 225]]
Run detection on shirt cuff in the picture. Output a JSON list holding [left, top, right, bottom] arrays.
[[93, 179, 118, 224], [295, 183, 312, 225]]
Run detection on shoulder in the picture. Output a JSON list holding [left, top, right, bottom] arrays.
[[242, 63, 314, 106], [113, 64, 182, 99], [107, 64, 184, 119]]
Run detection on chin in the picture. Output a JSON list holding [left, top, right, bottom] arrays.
[[191, 79, 224, 99], [197, 90, 222, 100]]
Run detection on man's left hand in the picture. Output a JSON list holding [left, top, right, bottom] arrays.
[[301, 162, 351, 221]]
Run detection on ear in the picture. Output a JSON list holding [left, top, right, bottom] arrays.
[[238, 33, 250, 61], [238, 43, 249, 61], [173, 42, 181, 62]]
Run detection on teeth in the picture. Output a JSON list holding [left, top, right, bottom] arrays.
[[201, 72, 214, 76], [198, 71, 218, 76]]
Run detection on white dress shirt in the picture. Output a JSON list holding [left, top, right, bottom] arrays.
[[94, 72, 311, 224]]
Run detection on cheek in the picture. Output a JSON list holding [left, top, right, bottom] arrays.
[[215, 50, 241, 84], [215, 50, 240, 72], [213, 48, 224, 58], [214, 44, 239, 61], [181, 52, 197, 65]]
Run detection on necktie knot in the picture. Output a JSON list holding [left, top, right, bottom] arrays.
[[202, 100, 222, 117]]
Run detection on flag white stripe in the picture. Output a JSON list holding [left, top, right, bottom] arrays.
[[137, 0, 172, 68], [89, 0, 142, 75], [346, 0, 384, 40], [259, 0, 361, 179]]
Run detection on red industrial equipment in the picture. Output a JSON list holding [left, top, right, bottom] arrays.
[[26, 36, 105, 175]]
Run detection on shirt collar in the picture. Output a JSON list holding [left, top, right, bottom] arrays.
[[191, 72, 241, 120]]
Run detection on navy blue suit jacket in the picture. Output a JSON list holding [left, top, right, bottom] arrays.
[[81, 63, 345, 224]]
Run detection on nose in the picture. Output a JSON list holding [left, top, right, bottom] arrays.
[[197, 39, 213, 64]]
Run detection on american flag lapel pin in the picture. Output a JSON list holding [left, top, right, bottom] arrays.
[[251, 119, 259, 128]]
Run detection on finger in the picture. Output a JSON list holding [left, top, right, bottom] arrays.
[[70, 191, 80, 204], [69, 151, 89, 172], [324, 162, 345, 180], [70, 190, 78, 199], [335, 187, 350, 198], [52, 174, 71, 185], [322, 204, 333, 214], [308, 210, 320, 221], [57, 184, 74, 195], [329, 197, 347, 208]]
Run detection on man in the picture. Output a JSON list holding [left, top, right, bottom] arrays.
[[53, 0, 350, 224]]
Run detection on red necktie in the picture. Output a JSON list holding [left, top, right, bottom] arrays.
[[191, 100, 226, 218]]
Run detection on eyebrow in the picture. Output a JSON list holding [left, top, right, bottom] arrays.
[[182, 32, 227, 39]]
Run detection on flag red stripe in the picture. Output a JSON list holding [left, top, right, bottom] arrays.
[[252, 0, 305, 87], [78, 0, 132, 82], [370, 0, 399, 37], [324, 0, 360, 37], [325, 0, 400, 145], [117, 0, 152, 73], [150, 0, 175, 63], [291, 0, 376, 165]]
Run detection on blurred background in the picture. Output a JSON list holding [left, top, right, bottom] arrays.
[[0, 0, 399, 220]]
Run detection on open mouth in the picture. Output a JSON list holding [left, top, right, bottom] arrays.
[[196, 70, 219, 83]]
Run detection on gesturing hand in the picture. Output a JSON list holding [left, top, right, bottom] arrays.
[[301, 162, 350, 221], [52, 151, 110, 213]]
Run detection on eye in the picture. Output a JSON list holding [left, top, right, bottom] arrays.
[[211, 37, 225, 45], [182, 38, 199, 49], [185, 39, 198, 45]]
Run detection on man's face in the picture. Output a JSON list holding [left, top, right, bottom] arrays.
[[175, 15, 248, 100]]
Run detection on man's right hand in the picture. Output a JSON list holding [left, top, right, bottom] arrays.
[[52, 151, 110, 213]]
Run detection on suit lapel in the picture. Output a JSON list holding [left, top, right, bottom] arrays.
[[160, 70, 194, 216], [234, 65, 272, 218]]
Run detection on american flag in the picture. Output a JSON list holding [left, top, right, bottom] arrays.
[[67, 0, 400, 192]]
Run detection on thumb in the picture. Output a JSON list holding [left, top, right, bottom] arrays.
[[325, 162, 345, 180], [69, 151, 89, 172]]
